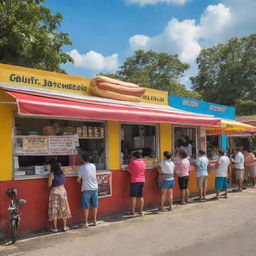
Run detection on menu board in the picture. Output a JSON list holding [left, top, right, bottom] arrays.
[[15, 135, 79, 156], [48, 136, 77, 155], [97, 173, 111, 197], [15, 136, 48, 155]]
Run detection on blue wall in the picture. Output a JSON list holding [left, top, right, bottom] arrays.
[[168, 95, 235, 120], [168, 95, 235, 152]]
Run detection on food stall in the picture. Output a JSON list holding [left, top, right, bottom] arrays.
[[0, 64, 221, 234], [169, 95, 236, 154], [206, 120, 256, 151], [169, 95, 256, 187]]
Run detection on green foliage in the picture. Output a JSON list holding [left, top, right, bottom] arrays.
[[100, 50, 201, 99], [235, 99, 256, 116], [0, 0, 73, 73], [191, 34, 256, 114]]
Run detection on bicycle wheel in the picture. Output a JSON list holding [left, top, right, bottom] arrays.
[[11, 219, 17, 244]]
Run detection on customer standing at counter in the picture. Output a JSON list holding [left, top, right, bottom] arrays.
[[47, 159, 72, 232], [233, 148, 245, 192], [77, 153, 98, 227], [127, 151, 146, 216], [195, 150, 209, 201], [244, 148, 256, 188], [174, 149, 190, 205], [214, 149, 229, 199], [157, 151, 175, 211]]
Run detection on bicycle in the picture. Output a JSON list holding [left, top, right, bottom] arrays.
[[6, 188, 27, 244]]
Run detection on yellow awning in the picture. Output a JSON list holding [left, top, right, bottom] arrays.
[[206, 119, 256, 135]]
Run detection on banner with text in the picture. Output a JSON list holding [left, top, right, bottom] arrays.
[[0, 64, 168, 105]]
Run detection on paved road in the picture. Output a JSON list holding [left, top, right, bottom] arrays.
[[1, 188, 256, 256]]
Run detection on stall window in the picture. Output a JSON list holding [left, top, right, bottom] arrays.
[[121, 124, 158, 168], [206, 135, 220, 153], [173, 127, 197, 159], [14, 117, 106, 178]]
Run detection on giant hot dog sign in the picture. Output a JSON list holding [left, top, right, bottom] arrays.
[[0, 63, 168, 105]]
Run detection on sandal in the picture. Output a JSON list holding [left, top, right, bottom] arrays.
[[63, 227, 70, 232], [82, 223, 89, 228]]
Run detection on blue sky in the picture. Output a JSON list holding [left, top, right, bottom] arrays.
[[45, 0, 256, 87]]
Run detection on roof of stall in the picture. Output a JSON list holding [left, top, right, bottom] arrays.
[[0, 82, 221, 127]]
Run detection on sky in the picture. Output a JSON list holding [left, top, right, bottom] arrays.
[[45, 0, 256, 87]]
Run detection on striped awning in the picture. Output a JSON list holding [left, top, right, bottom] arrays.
[[0, 84, 221, 127], [206, 119, 256, 135], [4, 91, 220, 126]]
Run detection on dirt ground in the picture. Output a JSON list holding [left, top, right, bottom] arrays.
[[0, 188, 256, 256]]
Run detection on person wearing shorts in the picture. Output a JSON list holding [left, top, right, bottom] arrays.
[[233, 148, 245, 191], [195, 150, 209, 201], [244, 149, 256, 188], [157, 151, 175, 211], [77, 153, 98, 227], [174, 149, 190, 205], [127, 151, 146, 216], [215, 149, 230, 199]]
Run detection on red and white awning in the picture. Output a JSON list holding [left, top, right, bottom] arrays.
[[0, 84, 221, 127]]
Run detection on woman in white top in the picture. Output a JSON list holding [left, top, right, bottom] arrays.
[[157, 151, 175, 211]]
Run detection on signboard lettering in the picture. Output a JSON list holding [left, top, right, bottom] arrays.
[[209, 105, 226, 112], [0, 64, 168, 105], [182, 100, 199, 107]]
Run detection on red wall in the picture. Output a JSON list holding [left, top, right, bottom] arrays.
[[0, 169, 181, 234]]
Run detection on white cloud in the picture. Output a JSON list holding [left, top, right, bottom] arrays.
[[69, 50, 119, 72], [199, 4, 231, 41], [129, 3, 232, 63], [129, 0, 256, 87], [126, 0, 188, 6]]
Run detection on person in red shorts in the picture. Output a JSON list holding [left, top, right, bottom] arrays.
[[126, 151, 146, 216]]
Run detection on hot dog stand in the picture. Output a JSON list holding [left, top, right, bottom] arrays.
[[0, 64, 221, 234]]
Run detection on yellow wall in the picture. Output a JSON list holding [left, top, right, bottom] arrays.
[[0, 103, 17, 181], [107, 121, 120, 170], [160, 123, 172, 160], [188, 170, 216, 193]]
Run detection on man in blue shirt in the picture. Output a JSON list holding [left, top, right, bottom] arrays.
[[196, 150, 209, 201]]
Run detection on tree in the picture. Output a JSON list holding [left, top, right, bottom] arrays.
[[101, 50, 201, 99], [0, 0, 73, 73], [191, 34, 256, 115]]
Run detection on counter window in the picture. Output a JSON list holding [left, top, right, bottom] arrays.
[[206, 135, 220, 154], [174, 127, 197, 158], [121, 124, 158, 168], [14, 117, 106, 178]]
